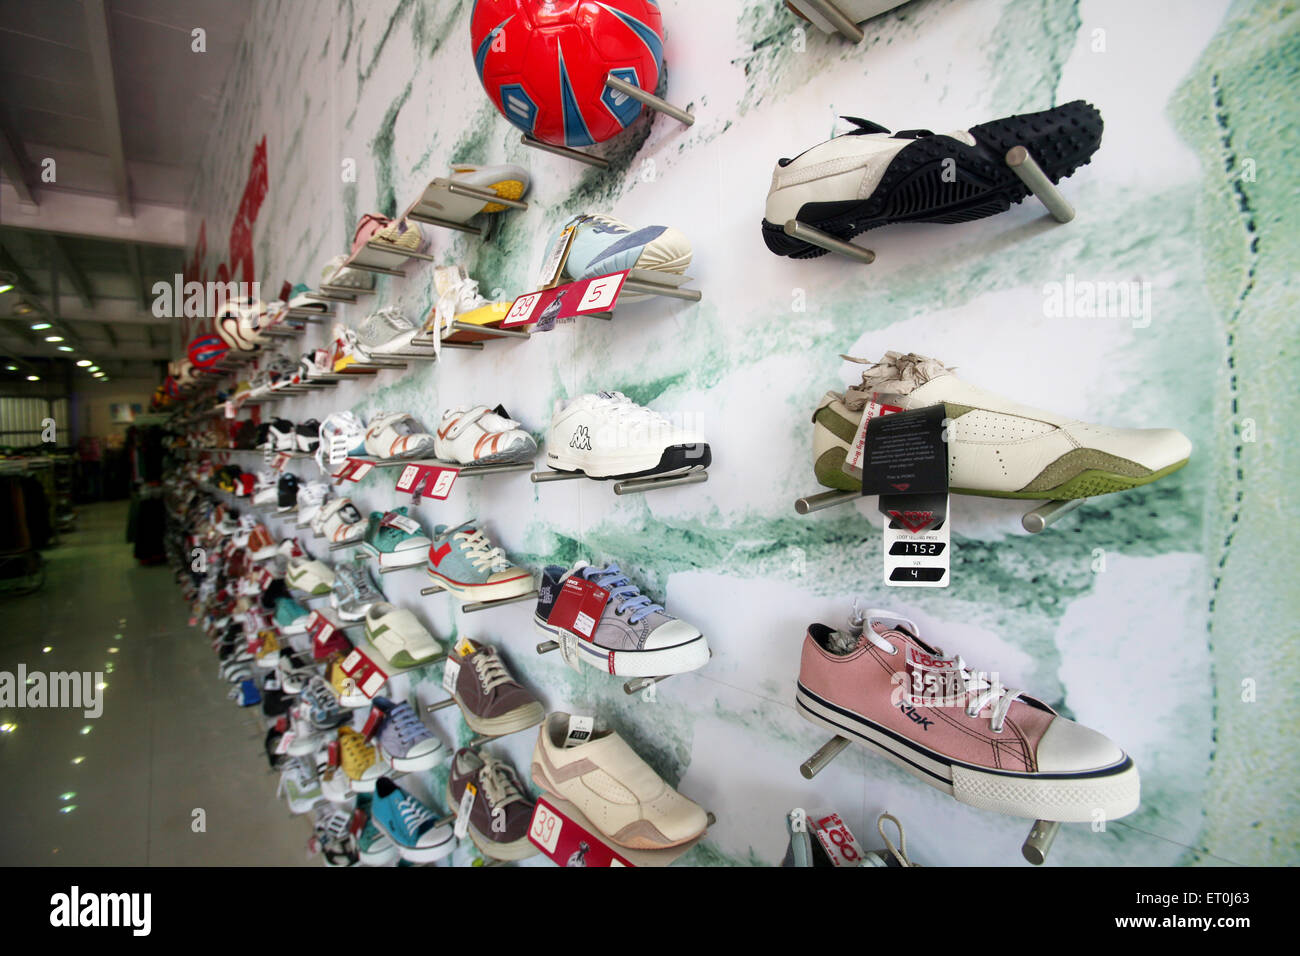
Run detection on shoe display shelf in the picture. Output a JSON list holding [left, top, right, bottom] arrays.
[[531, 638, 710, 697], [782, 144, 1077, 263], [422, 699, 533, 751], [417, 582, 538, 616], [519, 73, 695, 169], [402, 320, 532, 354], [531, 464, 708, 496], [403, 174, 531, 239], [792, 485, 1084, 534]]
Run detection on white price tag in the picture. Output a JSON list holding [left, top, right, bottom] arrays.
[[427, 469, 456, 500], [883, 496, 951, 589], [564, 714, 594, 748], [341, 649, 362, 671], [454, 783, 476, 840], [395, 465, 420, 492], [529, 802, 563, 855], [441, 658, 460, 693], [577, 274, 625, 313], [537, 220, 579, 287], [504, 292, 542, 326], [573, 611, 596, 638], [275, 732, 294, 755], [383, 512, 421, 535], [359, 669, 386, 697]]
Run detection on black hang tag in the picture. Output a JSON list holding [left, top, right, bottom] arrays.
[[859, 405, 949, 498]]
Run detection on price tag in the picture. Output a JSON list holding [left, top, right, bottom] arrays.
[[393, 464, 457, 502], [454, 782, 476, 840], [842, 394, 904, 481], [546, 577, 609, 640], [536, 219, 579, 288], [275, 731, 295, 755], [340, 646, 387, 699], [502, 292, 543, 327], [882, 495, 951, 589], [224, 401, 236, 419], [380, 511, 422, 535], [576, 272, 627, 313], [529, 800, 564, 855], [333, 458, 373, 482], [272, 452, 291, 472], [564, 714, 594, 748], [812, 812, 865, 867], [361, 705, 384, 740], [441, 657, 460, 693]]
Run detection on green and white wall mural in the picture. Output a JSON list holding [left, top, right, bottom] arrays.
[[187, 0, 1299, 865]]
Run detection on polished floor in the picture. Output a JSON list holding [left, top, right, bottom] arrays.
[[0, 501, 313, 865]]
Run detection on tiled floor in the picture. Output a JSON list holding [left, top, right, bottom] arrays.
[[0, 501, 314, 865]]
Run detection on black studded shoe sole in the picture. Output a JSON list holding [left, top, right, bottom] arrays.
[[761, 100, 1103, 259]]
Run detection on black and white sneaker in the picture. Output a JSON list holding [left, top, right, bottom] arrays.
[[268, 418, 296, 452], [296, 419, 321, 454], [761, 101, 1103, 258]]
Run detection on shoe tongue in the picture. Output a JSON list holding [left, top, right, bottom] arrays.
[[840, 116, 891, 136]]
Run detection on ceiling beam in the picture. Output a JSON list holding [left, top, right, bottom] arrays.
[[82, 0, 132, 217], [125, 242, 149, 310], [101, 322, 117, 347], [45, 235, 94, 308], [0, 318, 39, 346], [0, 114, 37, 206]]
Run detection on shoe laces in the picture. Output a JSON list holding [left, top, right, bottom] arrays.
[[863, 627, 1022, 733], [581, 564, 663, 625], [585, 214, 630, 235], [454, 527, 512, 572], [383, 701, 429, 744], [436, 275, 485, 329], [478, 755, 525, 811], [588, 392, 669, 427], [396, 793, 435, 831], [471, 647, 513, 693]]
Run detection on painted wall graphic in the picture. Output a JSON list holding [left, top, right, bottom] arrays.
[[187, 0, 1298, 866]]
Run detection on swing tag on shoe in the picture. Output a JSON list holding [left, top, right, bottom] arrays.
[[812, 811, 866, 867], [361, 705, 384, 740], [842, 393, 904, 482], [880, 493, 950, 588], [454, 782, 477, 840], [564, 714, 595, 748], [546, 577, 609, 639], [441, 657, 460, 693], [537, 217, 581, 289]]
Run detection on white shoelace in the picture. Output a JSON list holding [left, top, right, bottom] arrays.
[[455, 528, 512, 572], [586, 392, 670, 428], [864, 626, 1023, 733], [478, 756, 525, 811], [472, 648, 513, 694], [397, 795, 434, 831]]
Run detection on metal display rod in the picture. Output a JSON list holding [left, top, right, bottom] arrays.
[[521, 72, 695, 167]]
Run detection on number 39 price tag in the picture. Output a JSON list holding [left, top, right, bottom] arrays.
[[502, 292, 543, 327], [529, 801, 563, 855]]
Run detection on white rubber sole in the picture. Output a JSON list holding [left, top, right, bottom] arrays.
[[390, 746, 445, 773], [453, 694, 545, 736], [426, 569, 534, 603], [545, 448, 672, 479], [371, 819, 457, 863], [532, 618, 710, 677], [795, 684, 1140, 822], [363, 545, 428, 569]]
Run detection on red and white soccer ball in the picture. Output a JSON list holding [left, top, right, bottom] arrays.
[[471, 0, 665, 148]]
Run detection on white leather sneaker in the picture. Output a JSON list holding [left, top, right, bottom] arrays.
[[434, 405, 536, 465], [364, 411, 438, 461], [531, 713, 709, 850], [364, 603, 443, 668], [319, 497, 366, 543], [812, 351, 1192, 498], [545, 391, 709, 479]]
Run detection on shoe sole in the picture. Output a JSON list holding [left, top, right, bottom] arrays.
[[369, 817, 457, 863], [795, 682, 1140, 822], [363, 544, 430, 569], [545, 443, 711, 481], [444, 780, 538, 861], [451, 693, 545, 737], [425, 568, 534, 603], [533, 618, 710, 677], [762, 100, 1103, 258], [390, 747, 445, 773]]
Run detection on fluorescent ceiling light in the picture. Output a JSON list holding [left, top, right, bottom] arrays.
[[76, 360, 92, 367], [26, 375, 39, 381], [57, 346, 74, 352], [44, 335, 63, 342], [0, 283, 13, 294]]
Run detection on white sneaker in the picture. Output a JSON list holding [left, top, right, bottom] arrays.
[[319, 497, 366, 543], [531, 712, 709, 850], [422, 163, 531, 224], [545, 391, 710, 479], [321, 254, 374, 291], [329, 322, 370, 371], [365, 411, 438, 461], [433, 406, 536, 465], [814, 352, 1192, 498], [251, 471, 279, 506], [296, 481, 331, 525], [286, 556, 335, 595], [426, 265, 511, 345], [357, 307, 420, 355], [364, 603, 443, 668], [316, 411, 369, 472]]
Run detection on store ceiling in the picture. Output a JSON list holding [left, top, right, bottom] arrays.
[[0, 0, 253, 383]]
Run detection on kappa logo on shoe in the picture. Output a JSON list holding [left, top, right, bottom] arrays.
[[569, 426, 592, 451], [895, 700, 934, 730]]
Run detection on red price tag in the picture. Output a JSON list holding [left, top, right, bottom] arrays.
[[272, 452, 291, 472], [394, 463, 458, 502], [500, 272, 629, 330], [340, 647, 387, 698], [333, 458, 374, 483], [545, 577, 609, 640], [527, 796, 634, 867], [812, 812, 864, 867]]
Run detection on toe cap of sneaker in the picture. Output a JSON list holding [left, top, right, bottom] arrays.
[[1036, 716, 1126, 773], [643, 618, 703, 651]]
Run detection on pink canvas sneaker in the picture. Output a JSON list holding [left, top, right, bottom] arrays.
[[795, 607, 1139, 823]]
